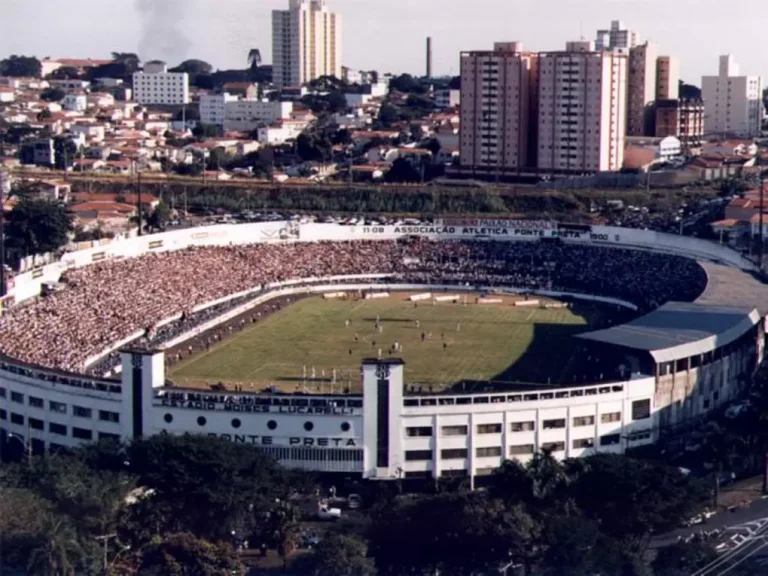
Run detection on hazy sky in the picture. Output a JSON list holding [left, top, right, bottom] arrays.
[[1, 0, 766, 83]]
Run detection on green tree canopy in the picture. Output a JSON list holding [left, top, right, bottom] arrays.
[[388, 74, 425, 94], [295, 532, 376, 576], [0, 55, 42, 77], [136, 532, 244, 576], [170, 59, 213, 76], [40, 87, 66, 102], [5, 197, 74, 264]]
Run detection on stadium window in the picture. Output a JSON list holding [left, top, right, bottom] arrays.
[[99, 432, 120, 441], [72, 427, 93, 441], [476, 423, 502, 434], [442, 469, 468, 478], [197, 416, 207, 427], [441, 448, 468, 460], [631, 399, 651, 420], [0, 387, 5, 398], [304, 421, 314, 432], [340, 422, 351, 432], [231, 418, 242, 429], [29, 396, 44, 408], [49, 422, 67, 436], [600, 434, 621, 446], [0, 409, 6, 420], [541, 441, 565, 452], [164, 413, 173, 424], [74, 406, 92, 418], [475, 467, 496, 477], [10, 412, 24, 425], [572, 438, 594, 449], [98, 410, 118, 423], [510, 421, 535, 432], [405, 450, 432, 461], [476, 446, 502, 458], [406, 426, 433, 437], [600, 412, 621, 424], [267, 420, 278, 430], [542, 418, 566, 429], [441, 425, 468, 436], [29, 418, 44, 431], [49, 401, 67, 414], [573, 415, 595, 427], [11, 391, 23, 404]]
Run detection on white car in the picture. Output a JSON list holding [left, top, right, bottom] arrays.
[[317, 504, 342, 520], [348, 494, 361, 509]]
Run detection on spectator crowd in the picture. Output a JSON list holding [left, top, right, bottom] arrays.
[[0, 239, 707, 373]]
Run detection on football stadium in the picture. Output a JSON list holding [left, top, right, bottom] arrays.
[[1, 218, 767, 486]]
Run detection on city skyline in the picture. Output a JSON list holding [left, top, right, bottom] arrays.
[[1, 0, 767, 84]]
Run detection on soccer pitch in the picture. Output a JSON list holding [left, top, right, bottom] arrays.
[[168, 294, 606, 392]]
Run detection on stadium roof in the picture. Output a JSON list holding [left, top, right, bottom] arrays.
[[577, 302, 761, 363], [695, 261, 768, 315]]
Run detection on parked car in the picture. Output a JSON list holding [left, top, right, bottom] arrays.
[[317, 504, 342, 520], [348, 494, 361, 509]]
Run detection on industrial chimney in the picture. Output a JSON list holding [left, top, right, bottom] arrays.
[[426, 37, 432, 78]]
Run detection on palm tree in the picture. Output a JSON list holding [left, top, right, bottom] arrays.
[[27, 513, 82, 576]]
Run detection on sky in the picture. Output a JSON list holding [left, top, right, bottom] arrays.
[[1, 0, 767, 83]]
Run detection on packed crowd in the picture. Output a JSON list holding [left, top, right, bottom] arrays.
[[0, 239, 708, 373]]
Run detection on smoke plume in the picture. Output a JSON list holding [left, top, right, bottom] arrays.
[[135, 0, 192, 66]]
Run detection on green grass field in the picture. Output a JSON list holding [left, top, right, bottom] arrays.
[[168, 294, 608, 392]]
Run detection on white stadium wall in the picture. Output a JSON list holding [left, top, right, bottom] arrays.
[[0, 219, 763, 485]]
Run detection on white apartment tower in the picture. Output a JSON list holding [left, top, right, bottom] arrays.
[[627, 43, 658, 136], [595, 20, 638, 51], [272, 0, 342, 89], [132, 61, 190, 105], [702, 55, 763, 137], [538, 41, 628, 173], [459, 42, 539, 174]]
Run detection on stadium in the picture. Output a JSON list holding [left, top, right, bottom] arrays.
[[0, 218, 767, 487]]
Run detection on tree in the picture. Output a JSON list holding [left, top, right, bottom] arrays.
[[296, 533, 375, 576], [377, 104, 398, 128], [170, 59, 213, 76], [388, 74, 425, 94], [651, 541, 718, 576], [701, 421, 743, 506], [147, 200, 171, 231], [0, 55, 42, 77], [568, 454, 708, 553], [40, 87, 66, 102], [54, 137, 79, 170], [5, 197, 73, 263], [192, 123, 224, 140], [137, 533, 244, 576], [384, 157, 421, 183], [48, 66, 81, 80], [297, 132, 332, 162], [26, 513, 83, 576], [126, 435, 285, 542], [269, 501, 302, 570]]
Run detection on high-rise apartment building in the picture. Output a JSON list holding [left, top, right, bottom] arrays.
[[595, 20, 638, 51], [538, 41, 628, 173], [656, 56, 680, 100], [459, 42, 539, 175], [132, 61, 189, 105], [627, 43, 658, 136], [701, 55, 763, 137], [655, 98, 704, 147], [272, 0, 342, 89]]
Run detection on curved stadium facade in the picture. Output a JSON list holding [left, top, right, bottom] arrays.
[[0, 219, 766, 487]]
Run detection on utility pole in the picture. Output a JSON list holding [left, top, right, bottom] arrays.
[[136, 166, 143, 236], [760, 168, 765, 273], [95, 533, 117, 575]]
